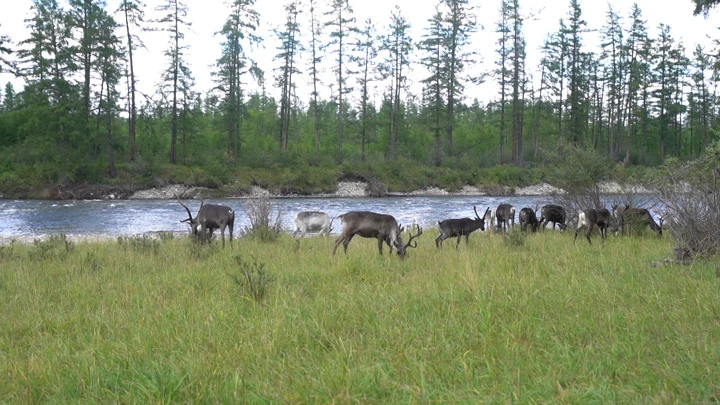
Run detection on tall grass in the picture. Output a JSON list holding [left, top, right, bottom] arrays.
[[1, 232, 719, 402]]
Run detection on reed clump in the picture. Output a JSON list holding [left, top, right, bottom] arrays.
[[1, 232, 718, 403]]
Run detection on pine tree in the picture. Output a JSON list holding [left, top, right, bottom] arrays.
[[353, 18, 379, 162], [599, 4, 624, 160], [495, 0, 510, 164], [308, 0, 323, 157], [155, 0, 193, 164], [274, 0, 302, 152], [17, 0, 78, 155], [94, 11, 123, 177], [214, 0, 261, 159], [67, 0, 104, 144], [441, 0, 477, 152], [324, 0, 355, 165], [418, 8, 446, 167], [509, 0, 525, 164], [623, 3, 650, 164], [689, 44, 712, 156], [653, 24, 675, 163], [380, 6, 412, 160], [0, 25, 12, 73], [117, 0, 145, 162], [564, 0, 588, 144]]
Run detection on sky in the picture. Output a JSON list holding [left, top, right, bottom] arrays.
[[1, 0, 720, 106]]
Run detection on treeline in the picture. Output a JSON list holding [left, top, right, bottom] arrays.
[[0, 0, 718, 189]]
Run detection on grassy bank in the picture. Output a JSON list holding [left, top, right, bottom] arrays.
[[1, 232, 718, 402]]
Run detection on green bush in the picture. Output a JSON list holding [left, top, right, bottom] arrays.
[[228, 255, 273, 304]]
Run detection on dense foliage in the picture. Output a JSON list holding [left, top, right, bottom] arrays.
[[0, 0, 718, 195]]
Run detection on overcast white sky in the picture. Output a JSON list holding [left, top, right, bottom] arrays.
[[1, 0, 719, 105]]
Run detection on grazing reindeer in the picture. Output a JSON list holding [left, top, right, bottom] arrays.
[[574, 208, 612, 244], [293, 211, 333, 237], [538, 204, 567, 231], [332, 211, 422, 257], [612, 204, 662, 236], [435, 206, 491, 249], [178, 197, 235, 247], [495, 203, 516, 232], [519, 207, 540, 232]]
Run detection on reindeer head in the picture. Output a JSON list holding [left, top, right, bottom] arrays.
[[393, 224, 423, 258], [178, 197, 201, 233]]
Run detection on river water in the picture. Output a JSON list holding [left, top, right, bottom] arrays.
[[0, 196, 563, 240]]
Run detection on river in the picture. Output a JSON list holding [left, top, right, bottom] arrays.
[[0, 195, 564, 240]]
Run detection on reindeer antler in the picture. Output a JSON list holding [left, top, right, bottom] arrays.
[[176, 193, 194, 223], [404, 224, 423, 249]]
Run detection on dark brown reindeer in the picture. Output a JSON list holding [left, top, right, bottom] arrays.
[[177, 197, 235, 247], [435, 206, 491, 249], [538, 204, 567, 231], [519, 207, 540, 232], [612, 204, 662, 236], [495, 203, 516, 232], [573, 208, 612, 244], [332, 211, 422, 258]]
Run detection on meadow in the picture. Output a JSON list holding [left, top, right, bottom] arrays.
[[1, 230, 718, 403]]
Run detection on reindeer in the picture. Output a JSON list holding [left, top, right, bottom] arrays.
[[538, 204, 567, 231], [612, 204, 662, 236], [519, 207, 540, 232], [435, 206, 491, 249], [332, 211, 422, 258], [293, 211, 333, 237], [495, 203, 516, 232], [177, 197, 235, 247], [573, 208, 612, 244]]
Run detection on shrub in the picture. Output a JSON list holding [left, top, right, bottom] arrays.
[[33, 234, 75, 260], [653, 143, 720, 261], [242, 196, 283, 242], [503, 228, 527, 248], [540, 141, 613, 220], [228, 255, 273, 304]]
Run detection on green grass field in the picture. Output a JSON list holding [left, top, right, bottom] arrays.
[[1, 231, 718, 403]]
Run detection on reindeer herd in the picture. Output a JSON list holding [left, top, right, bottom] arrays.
[[176, 195, 664, 257]]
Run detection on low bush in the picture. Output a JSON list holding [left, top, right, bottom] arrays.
[[242, 196, 283, 242], [228, 255, 273, 304], [653, 142, 720, 261]]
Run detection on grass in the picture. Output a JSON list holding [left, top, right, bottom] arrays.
[[1, 231, 719, 402]]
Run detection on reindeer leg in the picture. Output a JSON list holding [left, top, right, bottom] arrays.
[[586, 223, 594, 244], [574, 224, 583, 244], [332, 235, 346, 256], [435, 233, 443, 248], [343, 235, 354, 254]]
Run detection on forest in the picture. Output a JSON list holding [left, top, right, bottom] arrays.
[[0, 0, 719, 196]]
